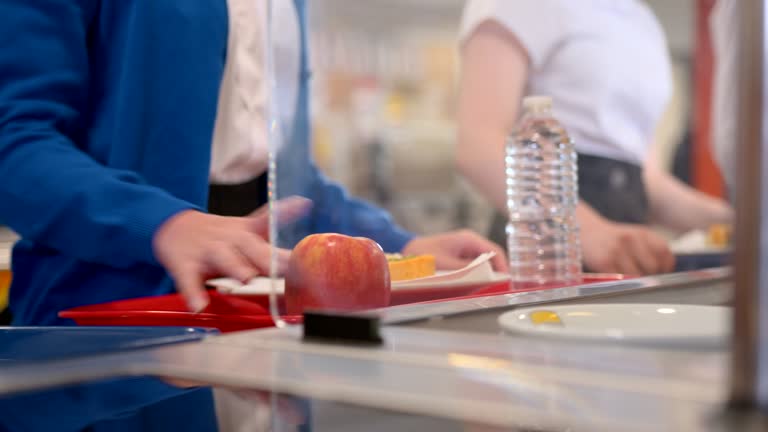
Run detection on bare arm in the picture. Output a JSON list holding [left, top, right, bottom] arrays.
[[643, 149, 733, 232], [456, 20, 528, 212]]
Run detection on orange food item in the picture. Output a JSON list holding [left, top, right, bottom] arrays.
[[707, 224, 731, 248], [386, 254, 436, 281], [0, 270, 11, 311]]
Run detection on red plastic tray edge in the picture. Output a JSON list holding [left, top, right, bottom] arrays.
[[59, 274, 628, 333]]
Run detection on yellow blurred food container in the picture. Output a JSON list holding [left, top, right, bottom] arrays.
[[707, 224, 732, 248], [0, 244, 10, 311]]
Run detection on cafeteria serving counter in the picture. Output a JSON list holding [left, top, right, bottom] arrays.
[[0, 269, 746, 431], [385, 268, 731, 334]]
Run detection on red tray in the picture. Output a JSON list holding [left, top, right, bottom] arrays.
[[60, 274, 628, 333], [59, 291, 302, 333]]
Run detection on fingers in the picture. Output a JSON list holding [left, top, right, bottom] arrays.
[[248, 196, 313, 238], [402, 229, 506, 271], [622, 230, 676, 275], [625, 235, 660, 275], [630, 230, 675, 274], [662, 249, 676, 272], [173, 237, 289, 314], [487, 243, 509, 272], [458, 231, 510, 272], [434, 255, 473, 270], [234, 233, 273, 274], [275, 248, 292, 275], [206, 243, 259, 283], [155, 210, 295, 310], [235, 233, 292, 276], [644, 232, 675, 272], [172, 264, 210, 313], [614, 246, 642, 276]]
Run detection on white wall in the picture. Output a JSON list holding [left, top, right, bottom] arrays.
[[313, 0, 694, 54]]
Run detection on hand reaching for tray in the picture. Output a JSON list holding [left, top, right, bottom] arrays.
[[402, 229, 509, 273], [153, 196, 312, 312]]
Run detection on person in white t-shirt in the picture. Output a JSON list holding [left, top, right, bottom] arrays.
[[456, 0, 733, 275]]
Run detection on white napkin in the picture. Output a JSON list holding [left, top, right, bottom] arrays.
[[669, 230, 729, 254]]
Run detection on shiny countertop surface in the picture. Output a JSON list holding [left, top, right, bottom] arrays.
[[0, 323, 730, 431], [0, 269, 738, 430], [377, 267, 731, 324]]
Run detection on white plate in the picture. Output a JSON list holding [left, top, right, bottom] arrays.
[[669, 229, 730, 255], [498, 304, 730, 349]]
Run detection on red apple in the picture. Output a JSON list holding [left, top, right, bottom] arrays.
[[285, 233, 391, 315]]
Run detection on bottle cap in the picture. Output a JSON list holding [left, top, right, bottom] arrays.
[[523, 95, 553, 112]]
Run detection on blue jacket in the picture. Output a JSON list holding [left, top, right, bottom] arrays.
[[0, 0, 413, 325]]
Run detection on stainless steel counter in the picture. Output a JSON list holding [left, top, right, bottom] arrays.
[[0, 325, 729, 431], [384, 268, 731, 334]]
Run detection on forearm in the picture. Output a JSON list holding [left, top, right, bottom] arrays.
[[455, 129, 508, 213], [456, 19, 529, 215], [643, 164, 733, 231], [288, 165, 413, 253]]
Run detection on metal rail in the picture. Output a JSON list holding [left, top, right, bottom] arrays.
[[730, 0, 768, 409]]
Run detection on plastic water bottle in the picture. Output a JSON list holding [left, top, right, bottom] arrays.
[[505, 96, 582, 288]]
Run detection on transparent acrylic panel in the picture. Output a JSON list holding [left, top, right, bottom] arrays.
[[261, 0, 700, 322], [265, 0, 499, 321]]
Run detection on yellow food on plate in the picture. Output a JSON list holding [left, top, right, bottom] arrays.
[[386, 254, 436, 281], [707, 224, 732, 248], [529, 310, 562, 325]]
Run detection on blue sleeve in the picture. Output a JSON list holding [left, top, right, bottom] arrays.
[[275, 131, 413, 252], [0, 1, 197, 268], [307, 166, 414, 253]]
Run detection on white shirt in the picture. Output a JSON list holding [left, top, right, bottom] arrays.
[[461, 0, 673, 164], [210, 0, 300, 184]]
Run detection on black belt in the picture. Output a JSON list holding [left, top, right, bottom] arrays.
[[208, 172, 269, 217], [577, 154, 648, 225]]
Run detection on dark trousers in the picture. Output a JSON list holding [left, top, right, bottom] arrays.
[[489, 154, 648, 245], [208, 173, 269, 216]]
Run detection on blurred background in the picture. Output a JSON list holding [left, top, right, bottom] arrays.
[[307, 0, 721, 237], [0, 1, 725, 300]]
